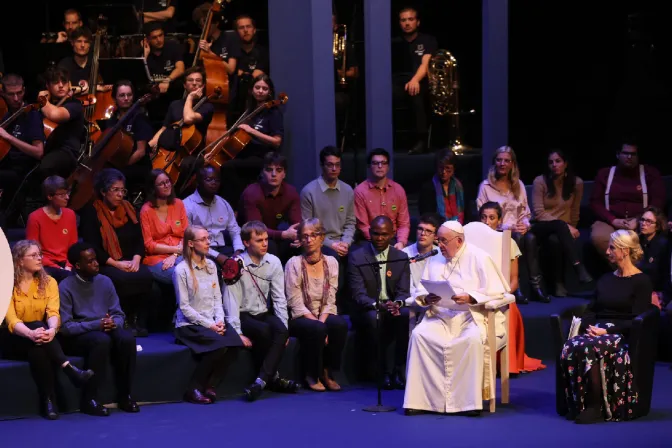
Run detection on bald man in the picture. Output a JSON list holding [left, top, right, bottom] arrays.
[[403, 221, 512, 417], [347, 216, 410, 390]]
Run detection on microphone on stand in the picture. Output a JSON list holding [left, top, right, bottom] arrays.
[[409, 249, 439, 263]]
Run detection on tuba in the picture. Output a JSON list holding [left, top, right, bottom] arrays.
[[428, 50, 471, 154], [333, 24, 348, 87]]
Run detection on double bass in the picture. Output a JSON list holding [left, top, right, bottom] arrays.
[[68, 91, 157, 210], [203, 93, 288, 169], [151, 87, 223, 184]]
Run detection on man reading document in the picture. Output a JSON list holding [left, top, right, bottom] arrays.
[[403, 221, 511, 416]]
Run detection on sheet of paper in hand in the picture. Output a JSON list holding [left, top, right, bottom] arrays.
[[420, 279, 470, 311], [568, 316, 582, 339]]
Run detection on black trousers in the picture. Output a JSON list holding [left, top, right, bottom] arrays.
[[322, 246, 349, 312], [512, 231, 542, 281], [100, 265, 153, 328], [530, 220, 581, 266], [393, 76, 429, 140], [189, 347, 238, 390], [44, 266, 72, 283], [289, 314, 348, 378], [0, 163, 33, 226], [239, 312, 288, 383], [351, 307, 409, 375], [39, 149, 77, 179], [60, 328, 136, 401], [0, 321, 68, 399]]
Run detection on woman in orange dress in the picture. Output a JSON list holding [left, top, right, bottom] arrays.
[[480, 201, 545, 374]]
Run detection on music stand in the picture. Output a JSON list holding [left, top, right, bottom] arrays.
[[98, 58, 153, 91], [83, 4, 142, 35]]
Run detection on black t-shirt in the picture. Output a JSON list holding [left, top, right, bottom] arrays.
[[163, 99, 215, 137], [0, 109, 45, 167], [238, 44, 270, 75], [391, 32, 438, 76], [102, 110, 154, 154], [240, 107, 284, 159], [58, 56, 92, 86], [146, 40, 184, 81], [141, 0, 179, 33], [210, 32, 240, 63], [44, 99, 84, 156]]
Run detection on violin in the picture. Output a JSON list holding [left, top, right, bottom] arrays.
[[0, 103, 40, 162], [202, 93, 288, 169], [151, 87, 223, 184], [39, 86, 96, 139], [68, 90, 157, 210]]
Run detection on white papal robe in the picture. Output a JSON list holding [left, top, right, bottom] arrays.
[[403, 242, 510, 413]]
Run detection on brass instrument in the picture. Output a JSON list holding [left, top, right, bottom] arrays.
[[428, 50, 471, 154], [333, 24, 348, 87]]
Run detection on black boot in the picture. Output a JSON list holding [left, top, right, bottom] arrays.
[[63, 363, 94, 387], [269, 376, 300, 394], [81, 399, 110, 417], [41, 396, 59, 420], [134, 316, 149, 338], [573, 263, 593, 284], [529, 276, 551, 303], [514, 289, 528, 305]]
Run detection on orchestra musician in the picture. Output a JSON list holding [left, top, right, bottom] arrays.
[[41, 8, 83, 44], [231, 15, 269, 118], [0, 74, 46, 223], [141, 0, 178, 33], [143, 22, 186, 94], [332, 13, 358, 144], [192, 3, 239, 76], [38, 66, 85, 179], [57, 28, 94, 88], [103, 80, 154, 190]]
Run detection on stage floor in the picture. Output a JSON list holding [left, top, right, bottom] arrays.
[[1, 363, 671, 447]]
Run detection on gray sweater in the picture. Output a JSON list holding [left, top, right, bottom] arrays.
[[300, 177, 356, 247], [59, 274, 125, 336]]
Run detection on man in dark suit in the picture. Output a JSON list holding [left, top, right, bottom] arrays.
[[348, 215, 410, 389]]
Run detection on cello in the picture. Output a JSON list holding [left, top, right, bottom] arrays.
[[193, 0, 230, 148], [202, 93, 288, 169], [151, 87, 223, 184], [68, 91, 157, 210], [40, 86, 96, 140]]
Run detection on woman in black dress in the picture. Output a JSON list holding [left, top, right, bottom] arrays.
[[560, 229, 653, 424], [173, 225, 242, 404], [78, 168, 154, 336], [637, 206, 670, 308]]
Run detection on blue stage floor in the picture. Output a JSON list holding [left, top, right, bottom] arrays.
[[2, 363, 670, 447]]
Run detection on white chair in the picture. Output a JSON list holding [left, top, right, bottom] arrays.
[[0, 229, 14, 324], [463, 221, 514, 412]]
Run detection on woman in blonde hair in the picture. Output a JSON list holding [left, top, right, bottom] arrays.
[[173, 226, 242, 405], [0, 240, 93, 419], [560, 230, 653, 424], [476, 146, 549, 303]]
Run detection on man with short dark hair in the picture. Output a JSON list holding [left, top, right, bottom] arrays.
[[231, 15, 269, 117], [57, 27, 94, 86], [402, 213, 441, 305], [354, 148, 410, 249], [52, 8, 83, 43], [192, 2, 239, 75], [59, 242, 139, 417], [143, 22, 185, 93], [240, 152, 301, 260], [391, 7, 437, 154], [222, 221, 298, 401], [348, 215, 410, 389]]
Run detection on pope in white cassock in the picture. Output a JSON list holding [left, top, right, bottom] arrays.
[[403, 221, 510, 416]]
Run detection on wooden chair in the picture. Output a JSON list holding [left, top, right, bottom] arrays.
[[463, 221, 514, 412]]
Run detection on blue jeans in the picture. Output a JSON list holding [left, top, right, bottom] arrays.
[[147, 257, 183, 285]]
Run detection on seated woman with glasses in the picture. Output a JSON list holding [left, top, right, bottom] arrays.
[[0, 240, 93, 420], [285, 218, 348, 391], [637, 206, 670, 309], [79, 168, 154, 336], [26, 176, 78, 283], [140, 169, 188, 284]]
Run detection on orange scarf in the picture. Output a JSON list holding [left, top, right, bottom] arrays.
[[93, 199, 138, 261]]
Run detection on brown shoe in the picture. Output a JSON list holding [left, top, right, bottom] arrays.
[[305, 376, 326, 392], [322, 376, 341, 391], [184, 389, 212, 405]]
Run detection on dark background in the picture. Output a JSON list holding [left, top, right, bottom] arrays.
[[2, 1, 670, 184]]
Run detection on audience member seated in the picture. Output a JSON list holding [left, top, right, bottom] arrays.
[[173, 226, 242, 405], [184, 166, 244, 267], [418, 149, 465, 223], [637, 206, 670, 308], [348, 216, 410, 389], [222, 221, 300, 401], [531, 150, 592, 296], [59, 242, 139, 417], [479, 202, 545, 375], [300, 146, 355, 303], [477, 146, 549, 304], [285, 218, 347, 392], [403, 221, 509, 417], [79, 169, 154, 336], [402, 213, 440, 310], [240, 152, 301, 262], [590, 142, 665, 262], [140, 169, 187, 284], [559, 230, 652, 424], [25, 176, 77, 283], [354, 148, 410, 250], [0, 240, 92, 420]]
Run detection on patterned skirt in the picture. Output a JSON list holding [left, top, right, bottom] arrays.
[[560, 333, 639, 421]]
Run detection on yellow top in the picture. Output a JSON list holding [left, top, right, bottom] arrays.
[[4, 276, 60, 333]]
